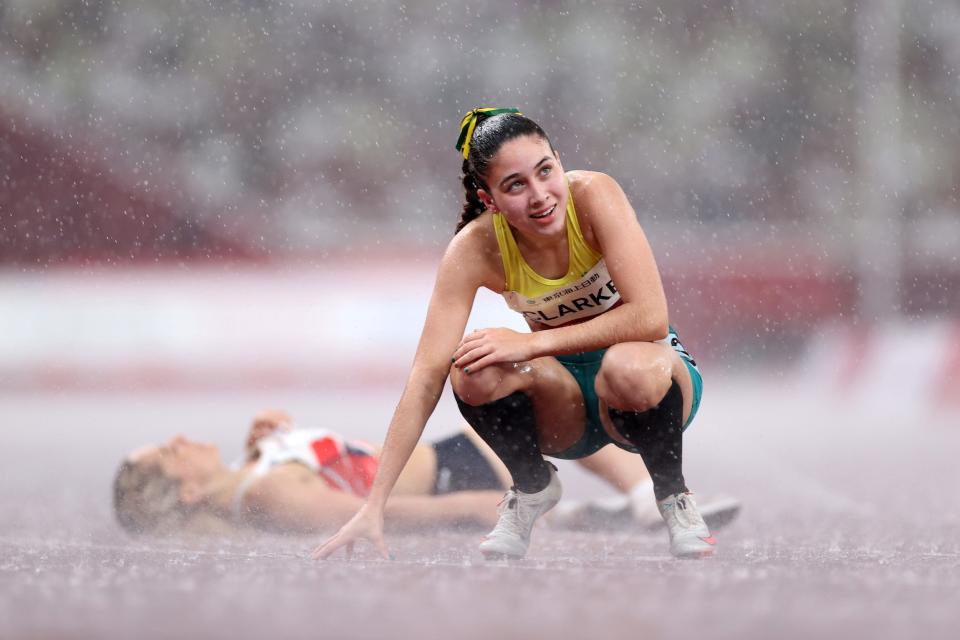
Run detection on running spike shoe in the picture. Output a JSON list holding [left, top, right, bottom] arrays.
[[632, 480, 741, 531], [479, 464, 562, 559], [657, 491, 717, 558]]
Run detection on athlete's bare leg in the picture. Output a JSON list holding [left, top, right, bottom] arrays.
[[450, 356, 587, 455], [574, 444, 652, 492], [387, 443, 440, 496], [594, 342, 694, 445]]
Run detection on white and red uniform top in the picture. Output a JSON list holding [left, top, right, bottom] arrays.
[[232, 428, 378, 517]]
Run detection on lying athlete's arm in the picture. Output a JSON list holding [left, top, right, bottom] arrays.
[[242, 468, 499, 532], [530, 171, 669, 355]]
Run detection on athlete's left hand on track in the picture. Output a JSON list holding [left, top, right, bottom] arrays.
[[311, 504, 390, 561], [453, 327, 536, 373]]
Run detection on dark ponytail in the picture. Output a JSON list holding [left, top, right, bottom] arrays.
[[454, 109, 552, 234], [457, 159, 488, 234]]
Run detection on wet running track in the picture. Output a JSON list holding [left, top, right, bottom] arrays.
[[2, 381, 958, 639]]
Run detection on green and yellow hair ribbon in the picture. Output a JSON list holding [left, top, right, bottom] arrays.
[[455, 107, 522, 159]]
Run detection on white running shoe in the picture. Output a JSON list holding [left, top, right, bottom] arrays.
[[479, 465, 562, 559], [632, 481, 741, 531], [657, 491, 717, 558]]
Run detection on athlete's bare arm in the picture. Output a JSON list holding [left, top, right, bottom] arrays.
[[243, 464, 499, 533], [313, 224, 500, 558], [366, 224, 497, 509]]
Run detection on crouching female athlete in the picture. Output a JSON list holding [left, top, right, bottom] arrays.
[[315, 108, 716, 561], [114, 409, 739, 537]]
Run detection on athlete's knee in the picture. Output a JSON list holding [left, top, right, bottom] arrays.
[[449, 362, 512, 406], [596, 346, 673, 411], [607, 379, 685, 448]]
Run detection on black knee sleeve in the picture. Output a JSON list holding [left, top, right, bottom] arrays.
[[608, 379, 687, 501], [454, 390, 551, 493]]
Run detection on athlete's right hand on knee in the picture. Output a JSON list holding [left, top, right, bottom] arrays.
[[453, 327, 538, 373], [311, 504, 390, 561]]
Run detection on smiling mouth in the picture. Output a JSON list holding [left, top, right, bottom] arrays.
[[530, 204, 556, 219]]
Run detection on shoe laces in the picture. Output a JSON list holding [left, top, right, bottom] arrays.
[[488, 465, 558, 539], [489, 486, 537, 538], [665, 493, 707, 531], [496, 487, 517, 511]]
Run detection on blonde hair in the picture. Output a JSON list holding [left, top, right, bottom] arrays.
[[113, 457, 194, 535], [113, 457, 243, 538]]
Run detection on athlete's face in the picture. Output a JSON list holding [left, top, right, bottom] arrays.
[[478, 135, 567, 239], [130, 435, 222, 487]]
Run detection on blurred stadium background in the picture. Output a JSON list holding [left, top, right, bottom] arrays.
[[2, 3, 959, 639], [2, 0, 958, 411]]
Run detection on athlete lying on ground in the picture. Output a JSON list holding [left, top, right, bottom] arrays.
[[114, 409, 739, 536]]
